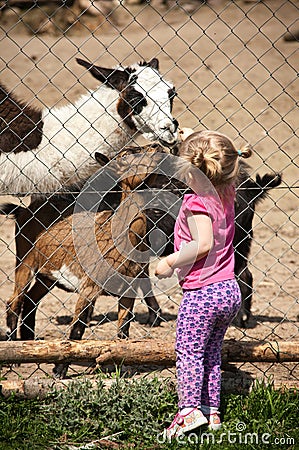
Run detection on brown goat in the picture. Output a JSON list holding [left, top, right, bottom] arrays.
[[5, 144, 165, 377]]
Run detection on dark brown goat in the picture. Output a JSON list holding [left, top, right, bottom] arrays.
[[4, 144, 166, 377]]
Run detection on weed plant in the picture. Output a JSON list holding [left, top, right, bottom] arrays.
[[0, 375, 298, 450]]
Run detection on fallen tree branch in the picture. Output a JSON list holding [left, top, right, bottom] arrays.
[[0, 339, 298, 365]]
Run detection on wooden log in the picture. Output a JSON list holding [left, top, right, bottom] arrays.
[[221, 339, 299, 363], [0, 339, 299, 365]]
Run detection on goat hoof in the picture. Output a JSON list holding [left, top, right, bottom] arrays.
[[117, 331, 129, 339], [20, 331, 35, 340], [1, 328, 10, 341], [53, 363, 69, 379], [146, 312, 162, 327], [6, 329, 17, 341], [233, 312, 250, 328]]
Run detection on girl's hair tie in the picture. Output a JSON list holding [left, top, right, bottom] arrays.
[[237, 149, 242, 157]]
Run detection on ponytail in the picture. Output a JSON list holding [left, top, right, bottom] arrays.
[[178, 130, 253, 187], [237, 143, 253, 159]]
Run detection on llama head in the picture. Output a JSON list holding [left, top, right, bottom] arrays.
[[77, 58, 179, 148]]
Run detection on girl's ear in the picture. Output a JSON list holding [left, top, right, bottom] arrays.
[[95, 152, 110, 167]]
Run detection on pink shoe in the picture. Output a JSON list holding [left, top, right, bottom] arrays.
[[208, 412, 222, 431], [166, 408, 208, 439]]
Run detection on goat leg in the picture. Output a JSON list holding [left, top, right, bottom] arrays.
[[118, 297, 135, 339], [20, 277, 54, 340], [233, 267, 253, 328], [69, 292, 97, 341], [6, 266, 34, 340], [53, 289, 97, 379], [139, 265, 162, 327], [6, 297, 23, 341], [144, 294, 162, 327]]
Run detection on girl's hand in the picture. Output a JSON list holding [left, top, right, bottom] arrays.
[[155, 258, 175, 279]]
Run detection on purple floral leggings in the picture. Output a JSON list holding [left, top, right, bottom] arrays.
[[176, 279, 241, 410]]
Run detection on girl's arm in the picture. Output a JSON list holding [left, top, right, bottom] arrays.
[[155, 213, 214, 279]]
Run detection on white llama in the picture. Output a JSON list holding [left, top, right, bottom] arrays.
[[0, 58, 178, 194]]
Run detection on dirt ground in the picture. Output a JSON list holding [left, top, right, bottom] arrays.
[[0, 0, 298, 385]]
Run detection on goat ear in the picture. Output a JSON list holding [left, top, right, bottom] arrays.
[[95, 152, 110, 166], [148, 58, 159, 70], [77, 58, 129, 91]]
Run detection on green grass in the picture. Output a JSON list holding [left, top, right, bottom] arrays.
[[0, 375, 298, 450]]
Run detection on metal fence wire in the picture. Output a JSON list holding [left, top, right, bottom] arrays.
[[0, 0, 298, 387]]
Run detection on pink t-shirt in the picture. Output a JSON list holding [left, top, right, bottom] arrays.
[[174, 185, 236, 290]]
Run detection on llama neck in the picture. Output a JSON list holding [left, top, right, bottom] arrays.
[[0, 85, 139, 194], [42, 85, 135, 155]]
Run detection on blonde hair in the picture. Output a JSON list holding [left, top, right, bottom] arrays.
[[179, 130, 252, 187]]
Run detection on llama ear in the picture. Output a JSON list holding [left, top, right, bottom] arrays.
[[148, 58, 159, 70], [77, 58, 130, 91], [95, 152, 110, 166]]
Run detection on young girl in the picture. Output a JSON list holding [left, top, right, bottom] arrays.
[[155, 129, 252, 439]]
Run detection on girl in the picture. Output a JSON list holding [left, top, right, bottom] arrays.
[[155, 129, 252, 439]]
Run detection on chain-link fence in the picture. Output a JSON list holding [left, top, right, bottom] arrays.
[[0, 0, 298, 389]]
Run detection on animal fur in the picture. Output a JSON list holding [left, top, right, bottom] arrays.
[[4, 143, 167, 378], [0, 58, 178, 194]]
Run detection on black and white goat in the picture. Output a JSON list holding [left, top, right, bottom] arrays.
[[0, 58, 178, 194]]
